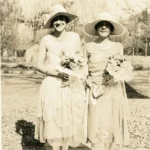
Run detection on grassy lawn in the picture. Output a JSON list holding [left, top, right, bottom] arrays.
[[1, 71, 150, 150], [126, 71, 150, 98]]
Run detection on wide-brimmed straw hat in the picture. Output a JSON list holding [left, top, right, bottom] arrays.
[[84, 12, 124, 36], [43, 4, 78, 29]]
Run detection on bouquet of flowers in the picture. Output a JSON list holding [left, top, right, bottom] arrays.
[[60, 51, 85, 72], [58, 51, 87, 89], [102, 55, 133, 86]]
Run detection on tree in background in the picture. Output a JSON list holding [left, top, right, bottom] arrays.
[[122, 6, 150, 56], [1, 0, 150, 57], [139, 8, 150, 56], [0, 0, 22, 56], [20, 0, 77, 43], [19, 0, 51, 43], [20, 0, 120, 43], [122, 12, 142, 56]]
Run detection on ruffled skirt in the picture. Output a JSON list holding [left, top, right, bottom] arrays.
[[35, 76, 87, 147], [88, 81, 129, 147]]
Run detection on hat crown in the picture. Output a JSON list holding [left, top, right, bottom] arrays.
[[50, 4, 67, 17], [96, 12, 116, 22]]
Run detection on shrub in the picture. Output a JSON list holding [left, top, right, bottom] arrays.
[[2, 58, 13, 63], [3, 67, 9, 74], [1, 64, 7, 69], [133, 64, 144, 70]]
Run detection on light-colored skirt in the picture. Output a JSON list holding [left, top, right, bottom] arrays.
[[35, 76, 87, 147], [88, 81, 129, 147]]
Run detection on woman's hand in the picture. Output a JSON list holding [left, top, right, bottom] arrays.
[[58, 72, 70, 87], [58, 72, 69, 81]]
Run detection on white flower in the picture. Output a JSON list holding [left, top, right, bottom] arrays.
[[105, 55, 133, 83]]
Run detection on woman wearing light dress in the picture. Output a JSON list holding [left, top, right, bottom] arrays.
[[84, 12, 131, 150], [35, 4, 87, 150]]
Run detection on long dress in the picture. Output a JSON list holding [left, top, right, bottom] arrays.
[[35, 32, 87, 147], [85, 41, 129, 148]]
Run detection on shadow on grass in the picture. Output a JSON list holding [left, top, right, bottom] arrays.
[[15, 120, 45, 150], [125, 82, 150, 99]]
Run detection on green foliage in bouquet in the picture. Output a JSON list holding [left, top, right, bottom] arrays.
[[102, 70, 117, 86]]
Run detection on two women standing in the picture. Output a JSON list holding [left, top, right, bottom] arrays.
[[35, 4, 132, 150]]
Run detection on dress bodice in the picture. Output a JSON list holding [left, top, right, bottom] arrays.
[[85, 41, 123, 83], [42, 32, 82, 67]]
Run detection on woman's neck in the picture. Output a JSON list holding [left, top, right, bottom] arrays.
[[97, 37, 110, 44], [53, 30, 67, 39], [94, 37, 114, 50]]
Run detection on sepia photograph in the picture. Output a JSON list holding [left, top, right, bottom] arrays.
[[1, 0, 150, 150]]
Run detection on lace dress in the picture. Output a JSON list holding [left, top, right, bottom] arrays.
[[35, 32, 87, 147], [85, 41, 129, 148]]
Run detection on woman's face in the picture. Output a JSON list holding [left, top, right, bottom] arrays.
[[52, 16, 68, 32], [96, 21, 113, 38]]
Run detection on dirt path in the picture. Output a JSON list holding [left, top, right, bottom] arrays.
[[1, 73, 150, 150], [1, 74, 42, 150]]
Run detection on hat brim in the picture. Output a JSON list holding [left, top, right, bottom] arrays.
[[84, 19, 124, 36], [43, 12, 78, 29]]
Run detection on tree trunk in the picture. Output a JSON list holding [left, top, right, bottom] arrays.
[[33, 16, 37, 43], [145, 37, 147, 57], [136, 37, 138, 56], [132, 47, 134, 66], [33, 28, 36, 43]]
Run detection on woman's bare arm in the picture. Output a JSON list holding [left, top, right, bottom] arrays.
[[36, 37, 60, 76]]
